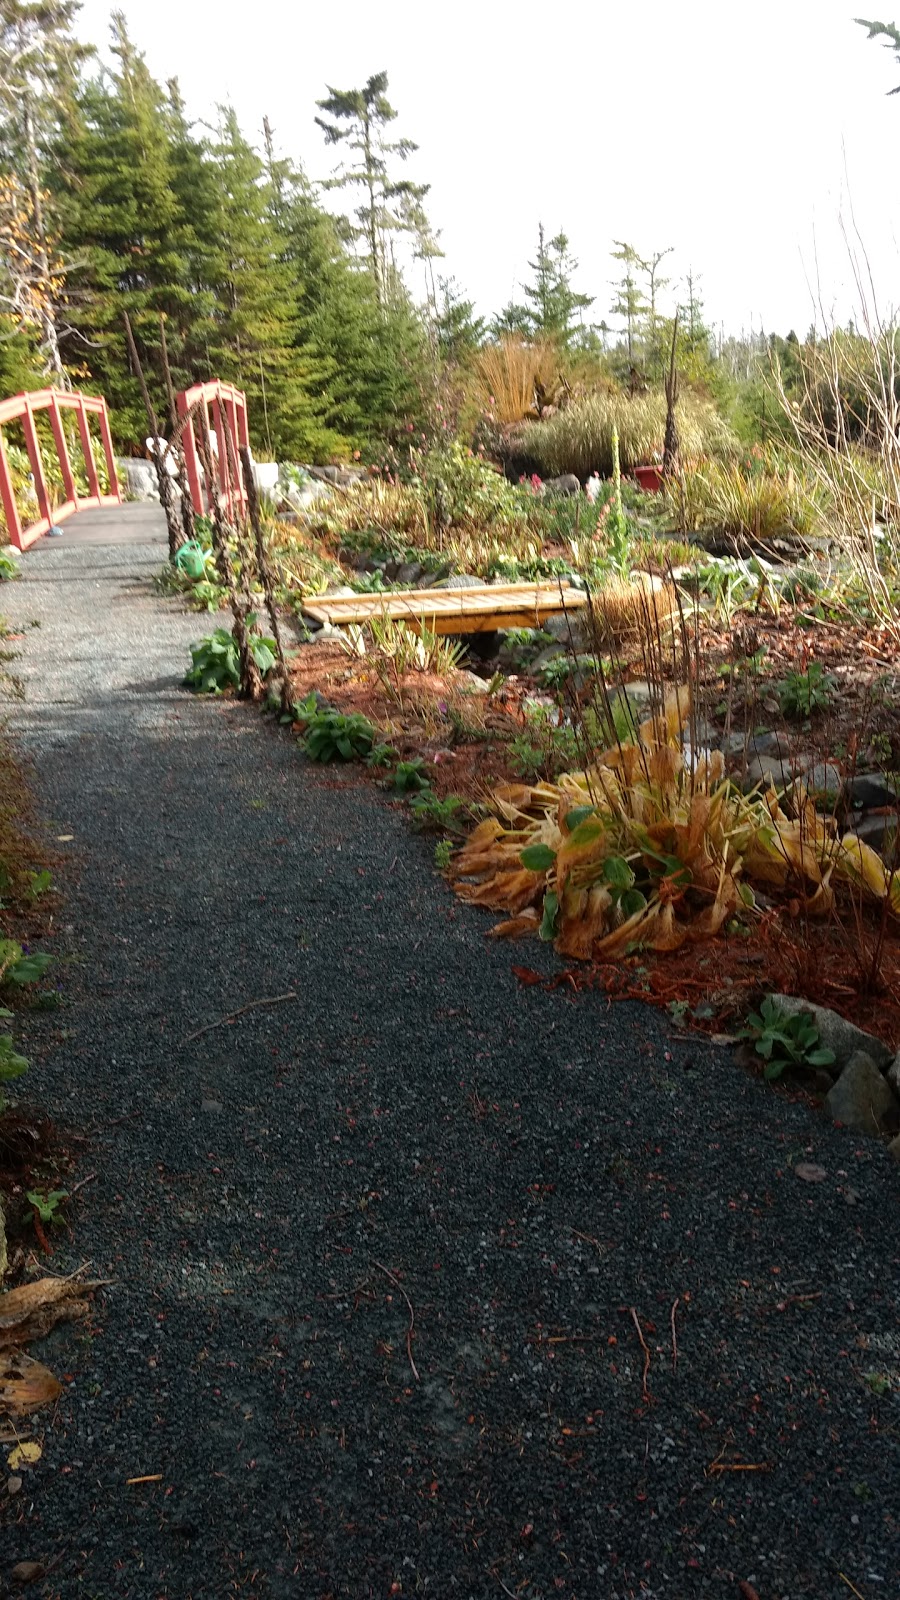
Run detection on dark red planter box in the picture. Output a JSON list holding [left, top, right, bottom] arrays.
[[633, 464, 663, 493]]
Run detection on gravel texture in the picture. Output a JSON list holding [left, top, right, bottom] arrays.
[[2, 521, 899, 1600]]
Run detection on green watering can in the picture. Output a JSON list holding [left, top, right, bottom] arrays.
[[174, 541, 208, 581]]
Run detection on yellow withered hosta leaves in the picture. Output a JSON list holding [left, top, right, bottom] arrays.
[[487, 909, 541, 939], [7, 1441, 41, 1470], [0, 1274, 103, 1350], [837, 833, 892, 899], [556, 885, 613, 959], [452, 680, 900, 962], [455, 866, 545, 914], [556, 817, 609, 892], [0, 1352, 62, 1416]]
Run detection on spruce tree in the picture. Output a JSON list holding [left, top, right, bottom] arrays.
[[522, 225, 593, 346], [53, 14, 208, 437], [206, 106, 330, 460], [315, 72, 430, 306]]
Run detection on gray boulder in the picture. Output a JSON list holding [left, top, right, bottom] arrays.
[[825, 1051, 897, 1135], [433, 574, 487, 590], [767, 994, 892, 1071], [846, 771, 900, 809], [543, 474, 581, 497], [120, 458, 159, 502]]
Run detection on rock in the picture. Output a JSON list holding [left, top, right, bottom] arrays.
[[742, 752, 793, 792], [298, 616, 338, 642], [321, 584, 356, 599], [455, 670, 490, 694], [120, 457, 159, 502], [850, 813, 900, 859], [396, 563, 422, 586], [886, 1051, 900, 1098], [531, 645, 568, 673], [201, 1098, 223, 1115], [767, 994, 892, 1071], [804, 761, 842, 799], [846, 771, 900, 809], [433, 574, 487, 590], [543, 473, 581, 497], [825, 1051, 898, 1135]]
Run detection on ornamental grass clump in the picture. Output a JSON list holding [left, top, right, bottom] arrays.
[[521, 389, 734, 480]]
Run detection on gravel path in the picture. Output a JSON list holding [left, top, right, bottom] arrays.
[[2, 522, 899, 1600]]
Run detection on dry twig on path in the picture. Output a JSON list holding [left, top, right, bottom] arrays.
[[629, 1306, 653, 1404], [182, 992, 298, 1044], [374, 1261, 420, 1382]]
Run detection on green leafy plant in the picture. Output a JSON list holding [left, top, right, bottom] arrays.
[[776, 662, 836, 719], [0, 939, 52, 987], [188, 579, 226, 613], [410, 791, 467, 833], [434, 838, 454, 870], [739, 996, 836, 1081], [0, 1032, 28, 1113], [366, 742, 397, 768], [185, 621, 276, 694], [0, 549, 19, 580], [393, 758, 431, 794], [26, 1187, 69, 1225], [302, 709, 375, 762]]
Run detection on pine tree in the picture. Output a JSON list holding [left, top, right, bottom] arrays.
[[263, 113, 432, 454], [856, 17, 900, 89], [315, 71, 430, 306], [522, 225, 593, 346], [53, 14, 210, 437], [205, 106, 331, 460], [435, 277, 485, 363]]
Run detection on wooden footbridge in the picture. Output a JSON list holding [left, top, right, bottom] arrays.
[[303, 580, 590, 635]]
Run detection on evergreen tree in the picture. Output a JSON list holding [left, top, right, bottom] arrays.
[[315, 71, 430, 306], [205, 106, 329, 460], [522, 224, 592, 345], [856, 17, 900, 89], [435, 277, 485, 363], [610, 242, 647, 366], [53, 14, 212, 437]]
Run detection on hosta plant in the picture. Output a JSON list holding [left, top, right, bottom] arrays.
[[185, 620, 276, 694], [302, 709, 375, 762], [739, 997, 836, 1081]]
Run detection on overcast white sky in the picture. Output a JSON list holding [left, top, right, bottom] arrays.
[[77, 0, 900, 337]]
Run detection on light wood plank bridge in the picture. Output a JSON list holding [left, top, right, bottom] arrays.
[[303, 580, 590, 636]]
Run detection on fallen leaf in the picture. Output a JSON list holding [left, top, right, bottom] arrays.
[[0, 1274, 104, 1349], [738, 1584, 761, 1600], [511, 966, 544, 986], [0, 1353, 62, 1416], [6, 1474, 22, 1494], [10, 1562, 46, 1584], [7, 1441, 41, 1470], [795, 1162, 827, 1184], [55, 835, 73, 842]]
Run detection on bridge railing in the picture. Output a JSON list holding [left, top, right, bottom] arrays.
[[0, 388, 121, 550], [176, 380, 249, 519]]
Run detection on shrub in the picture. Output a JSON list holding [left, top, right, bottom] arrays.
[[520, 389, 735, 479], [185, 622, 277, 694]]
